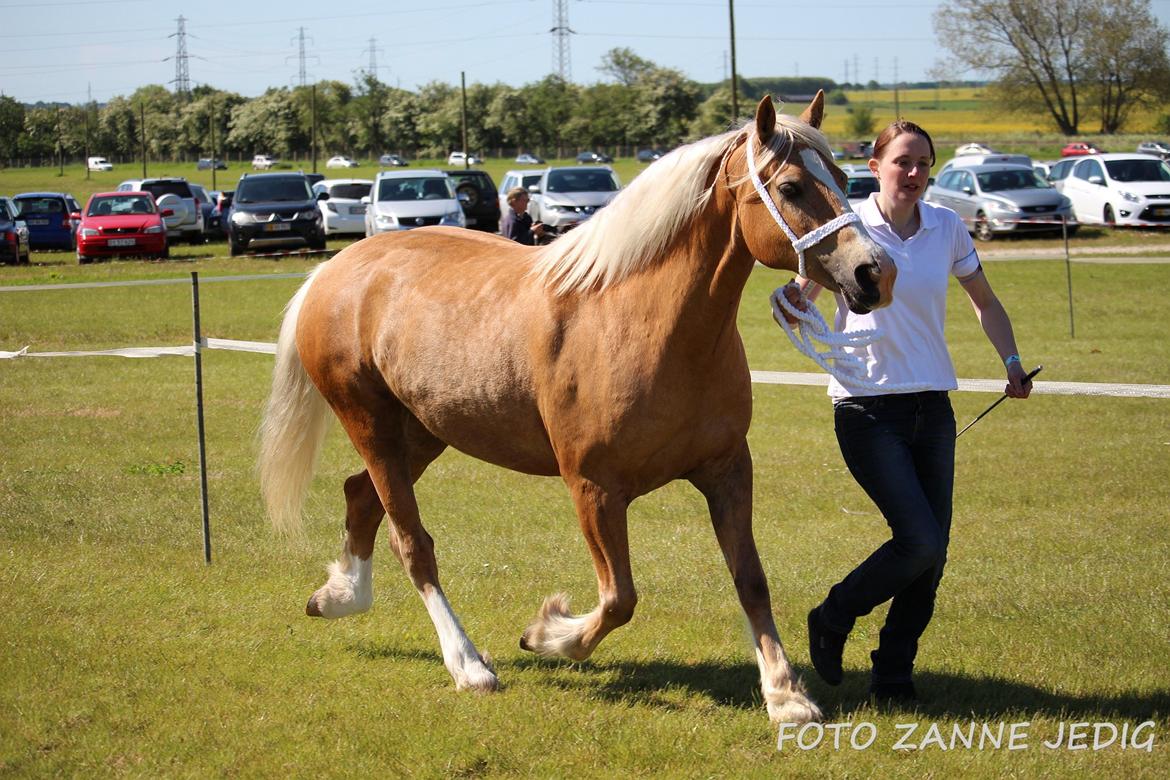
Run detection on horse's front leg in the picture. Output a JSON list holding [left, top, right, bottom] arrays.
[[689, 441, 822, 725], [520, 477, 636, 661]]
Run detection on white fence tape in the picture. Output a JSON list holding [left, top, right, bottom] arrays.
[[2, 343, 1167, 398]]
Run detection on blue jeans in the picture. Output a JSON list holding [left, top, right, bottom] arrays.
[[820, 391, 956, 684]]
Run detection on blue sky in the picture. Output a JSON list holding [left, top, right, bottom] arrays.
[[3, 0, 1170, 105]]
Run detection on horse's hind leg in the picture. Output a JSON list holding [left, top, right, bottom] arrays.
[[689, 441, 821, 725], [521, 477, 636, 661], [306, 421, 447, 620], [334, 405, 498, 692]]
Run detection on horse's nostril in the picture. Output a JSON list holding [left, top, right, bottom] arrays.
[[856, 262, 880, 293]]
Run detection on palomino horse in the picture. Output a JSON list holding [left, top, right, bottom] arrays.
[[259, 93, 895, 725]]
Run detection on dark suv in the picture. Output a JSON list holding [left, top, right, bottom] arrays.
[[227, 172, 327, 255], [443, 169, 500, 233]]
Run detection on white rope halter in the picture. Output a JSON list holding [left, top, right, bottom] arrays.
[[744, 132, 861, 279]]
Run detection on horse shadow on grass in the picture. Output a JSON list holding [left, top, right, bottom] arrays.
[[348, 641, 1169, 721]]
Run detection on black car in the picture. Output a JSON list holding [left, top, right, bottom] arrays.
[[227, 173, 327, 256], [443, 169, 501, 233], [636, 148, 667, 163], [576, 151, 613, 164], [197, 158, 228, 170], [0, 196, 31, 264], [379, 154, 409, 167]]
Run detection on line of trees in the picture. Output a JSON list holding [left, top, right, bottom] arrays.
[[3, 50, 837, 167]]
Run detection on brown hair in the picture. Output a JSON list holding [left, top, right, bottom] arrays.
[[872, 120, 935, 166]]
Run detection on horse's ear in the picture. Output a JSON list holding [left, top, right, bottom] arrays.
[[800, 90, 825, 129], [754, 95, 776, 141]]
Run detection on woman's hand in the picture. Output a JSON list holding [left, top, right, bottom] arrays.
[[1006, 360, 1032, 399], [779, 280, 808, 325]]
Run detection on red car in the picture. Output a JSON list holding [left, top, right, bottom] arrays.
[[76, 191, 171, 263], [1060, 142, 1104, 157]]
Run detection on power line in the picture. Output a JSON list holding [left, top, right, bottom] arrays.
[[168, 14, 191, 97], [551, 0, 573, 81]]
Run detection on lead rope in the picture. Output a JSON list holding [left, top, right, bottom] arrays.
[[744, 133, 932, 393]]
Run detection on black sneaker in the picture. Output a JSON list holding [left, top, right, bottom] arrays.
[[869, 680, 918, 704], [807, 606, 847, 686]]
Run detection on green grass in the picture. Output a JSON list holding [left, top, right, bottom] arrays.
[[1, 248, 1169, 776]]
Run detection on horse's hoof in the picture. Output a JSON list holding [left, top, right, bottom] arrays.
[[306, 595, 323, 617], [519, 632, 533, 652]]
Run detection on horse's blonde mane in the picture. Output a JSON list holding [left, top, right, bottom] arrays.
[[530, 112, 835, 296]]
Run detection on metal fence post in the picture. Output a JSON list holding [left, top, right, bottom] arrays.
[[191, 272, 212, 563]]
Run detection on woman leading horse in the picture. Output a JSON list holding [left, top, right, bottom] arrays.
[[259, 93, 895, 725]]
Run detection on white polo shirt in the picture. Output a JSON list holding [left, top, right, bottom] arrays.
[[827, 193, 981, 399]]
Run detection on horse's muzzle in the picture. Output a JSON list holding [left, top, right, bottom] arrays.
[[845, 250, 896, 314]]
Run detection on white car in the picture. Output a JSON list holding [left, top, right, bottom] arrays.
[[363, 169, 465, 235], [446, 151, 482, 166], [314, 179, 372, 235], [497, 169, 546, 215], [1055, 153, 1170, 227], [252, 154, 276, 170], [527, 166, 621, 232], [326, 155, 360, 169], [87, 156, 113, 172]]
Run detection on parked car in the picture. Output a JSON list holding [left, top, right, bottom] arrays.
[[636, 148, 667, 163], [196, 158, 228, 170], [527, 166, 621, 232], [213, 190, 234, 238], [252, 154, 277, 169], [75, 191, 169, 263], [447, 151, 482, 166], [363, 169, 465, 235], [839, 164, 879, 208], [1136, 141, 1170, 160], [228, 172, 327, 255], [12, 192, 81, 250], [304, 172, 325, 188], [379, 153, 409, 167], [575, 150, 613, 164], [116, 177, 204, 244], [936, 153, 1032, 176], [925, 164, 1076, 240], [326, 155, 360, 169], [515, 153, 544, 165], [1045, 158, 1077, 185], [1060, 142, 1103, 158], [443, 169, 500, 233], [954, 142, 1000, 156], [313, 178, 372, 236], [87, 156, 114, 172], [188, 183, 220, 239], [1054, 153, 1170, 227], [0, 196, 31, 264], [497, 169, 547, 216]]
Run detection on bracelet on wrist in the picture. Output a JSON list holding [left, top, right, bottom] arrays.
[[1004, 354, 1021, 368]]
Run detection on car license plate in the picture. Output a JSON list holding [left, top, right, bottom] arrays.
[[263, 223, 292, 232], [348, 205, 365, 215], [108, 238, 136, 247], [1152, 207, 1170, 217], [28, 219, 49, 226]]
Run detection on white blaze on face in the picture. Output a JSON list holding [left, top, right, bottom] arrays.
[[799, 148, 852, 212]]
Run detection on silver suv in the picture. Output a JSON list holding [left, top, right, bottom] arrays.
[[924, 164, 1075, 240], [527, 166, 621, 233], [116, 177, 204, 244]]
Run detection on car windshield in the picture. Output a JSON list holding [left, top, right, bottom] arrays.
[[328, 182, 372, 200], [14, 197, 64, 215], [377, 177, 453, 201], [1104, 159, 1170, 182], [143, 181, 192, 199], [237, 177, 312, 203], [977, 170, 1050, 191], [546, 170, 618, 193], [847, 177, 880, 198], [88, 195, 156, 216]]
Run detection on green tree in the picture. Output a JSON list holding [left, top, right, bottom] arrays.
[[0, 95, 26, 163], [597, 47, 655, 86], [1082, 0, 1170, 133], [226, 88, 301, 159], [845, 106, 876, 138]]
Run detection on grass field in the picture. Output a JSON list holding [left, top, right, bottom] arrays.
[[1, 235, 1168, 776]]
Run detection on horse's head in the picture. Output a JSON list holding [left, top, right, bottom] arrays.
[[732, 93, 895, 314]]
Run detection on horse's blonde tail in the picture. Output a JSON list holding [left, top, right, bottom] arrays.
[[259, 267, 331, 535]]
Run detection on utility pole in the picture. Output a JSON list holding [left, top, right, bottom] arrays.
[[893, 57, 900, 118], [551, 0, 572, 81], [460, 71, 469, 164], [56, 108, 64, 177], [140, 102, 147, 178], [728, 0, 739, 123], [311, 83, 318, 173], [297, 27, 308, 87], [209, 96, 217, 190]]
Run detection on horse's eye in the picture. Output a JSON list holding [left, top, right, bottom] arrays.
[[777, 182, 801, 199]]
